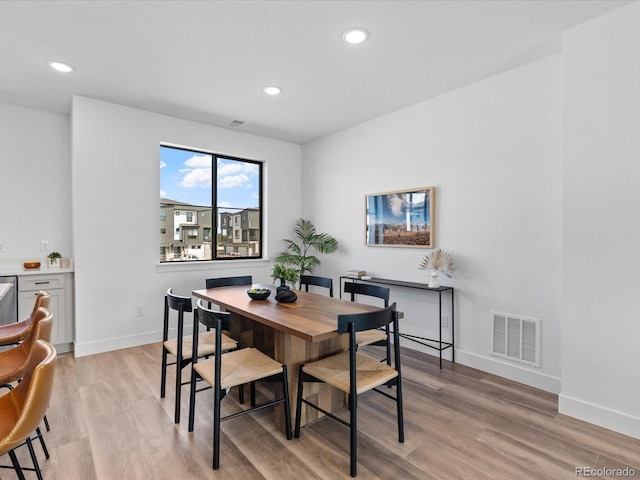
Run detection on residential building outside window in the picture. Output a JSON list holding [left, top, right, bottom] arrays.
[[159, 145, 262, 262]]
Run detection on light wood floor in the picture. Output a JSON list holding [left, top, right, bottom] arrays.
[[4, 343, 639, 480]]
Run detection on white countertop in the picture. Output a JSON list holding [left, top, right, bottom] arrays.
[[0, 259, 74, 276]]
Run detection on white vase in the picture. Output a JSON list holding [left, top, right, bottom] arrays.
[[428, 271, 439, 288]]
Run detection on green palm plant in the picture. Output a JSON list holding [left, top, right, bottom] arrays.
[[275, 218, 338, 287]]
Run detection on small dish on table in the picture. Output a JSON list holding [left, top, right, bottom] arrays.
[[247, 288, 271, 300]]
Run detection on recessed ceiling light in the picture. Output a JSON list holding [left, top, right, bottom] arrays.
[[342, 28, 369, 45], [262, 86, 282, 96], [46, 60, 74, 73]]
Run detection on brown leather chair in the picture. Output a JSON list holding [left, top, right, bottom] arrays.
[[1, 307, 54, 443], [0, 291, 50, 346], [0, 308, 53, 386], [0, 339, 57, 480]]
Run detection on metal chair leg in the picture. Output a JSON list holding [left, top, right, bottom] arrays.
[[294, 365, 304, 438], [8, 450, 26, 480], [26, 437, 44, 480], [36, 426, 49, 459], [160, 348, 168, 398]]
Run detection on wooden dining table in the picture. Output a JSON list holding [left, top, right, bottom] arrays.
[[192, 285, 380, 431]]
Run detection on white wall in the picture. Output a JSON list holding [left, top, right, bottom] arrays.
[[71, 96, 301, 356], [0, 103, 71, 259], [302, 53, 563, 393], [561, 2, 640, 438]]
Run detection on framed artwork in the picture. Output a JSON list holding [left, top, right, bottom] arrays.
[[365, 187, 435, 248]]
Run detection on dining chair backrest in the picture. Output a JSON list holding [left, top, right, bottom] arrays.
[[344, 282, 390, 307], [205, 276, 253, 289], [0, 291, 50, 347], [300, 275, 333, 297], [0, 308, 53, 386], [0, 339, 56, 455], [195, 299, 231, 333], [163, 288, 193, 344]]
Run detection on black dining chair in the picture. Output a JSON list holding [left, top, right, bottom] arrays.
[[205, 275, 253, 289], [344, 282, 392, 365], [188, 299, 292, 470], [204, 275, 253, 402], [294, 303, 404, 477], [160, 288, 238, 424], [299, 275, 333, 297]]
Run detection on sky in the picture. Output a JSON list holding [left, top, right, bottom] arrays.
[[160, 146, 260, 210]]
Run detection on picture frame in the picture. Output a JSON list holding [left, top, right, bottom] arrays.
[[365, 187, 435, 248]]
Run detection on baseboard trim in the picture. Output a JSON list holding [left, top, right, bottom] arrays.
[[75, 331, 161, 357], [559, 394, 640, 440], [421, 346, 562, 394]]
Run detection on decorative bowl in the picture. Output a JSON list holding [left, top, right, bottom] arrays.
[[247, 288, 271, 300], [24, 261, 41, 269]]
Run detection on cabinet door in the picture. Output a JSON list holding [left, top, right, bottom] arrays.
[[18, 289, 65, 345]]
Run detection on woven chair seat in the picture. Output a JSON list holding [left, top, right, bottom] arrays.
[[355, 329, 387, 346], [302, 351, 398, 395], [163, 331, 237, 360], [194, 347, 284, 390]]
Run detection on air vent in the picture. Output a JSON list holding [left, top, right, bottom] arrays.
[[227, 119, 245, 127], [491, 311, 540, 367]]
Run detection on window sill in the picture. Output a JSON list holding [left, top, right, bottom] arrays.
[[156, 258, 271, 273]]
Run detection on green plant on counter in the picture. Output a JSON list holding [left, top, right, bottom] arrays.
[[47, 251, 62, 264]]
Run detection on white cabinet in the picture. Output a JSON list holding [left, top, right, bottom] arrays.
[[18, 273, 74, 353]]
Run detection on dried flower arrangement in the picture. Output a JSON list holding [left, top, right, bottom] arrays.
[[418, 248, 453, 278]]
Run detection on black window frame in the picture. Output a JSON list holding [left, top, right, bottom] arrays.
[[160, 145, 263, 262]]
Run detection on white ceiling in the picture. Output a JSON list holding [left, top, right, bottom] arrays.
[[0, 0, 633, 144]]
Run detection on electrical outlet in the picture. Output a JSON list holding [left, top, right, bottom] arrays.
[[41, 240, 49, 252], [442, 315, 449, 328], [136, 305, 145, 317]]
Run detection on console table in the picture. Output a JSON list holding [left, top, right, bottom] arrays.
[[339, 276, 454, 368]]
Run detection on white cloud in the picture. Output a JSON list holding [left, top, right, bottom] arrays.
[[218, 159, 259, 177], [160, 160, 167, 169], [219, 173, 249, 188], [185, 154, 212, 168], [180, 168, 211, 188], [218, 161, 244, 175], [160, 190, 167, 197]]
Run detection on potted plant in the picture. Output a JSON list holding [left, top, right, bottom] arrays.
[[47, 251, 62, 270], [275, 218, 338, 288], [271, 261, 300, 294], [418, 249, 453, 288]]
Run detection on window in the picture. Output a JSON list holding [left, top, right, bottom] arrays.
[[159, 145, 262, 262]]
